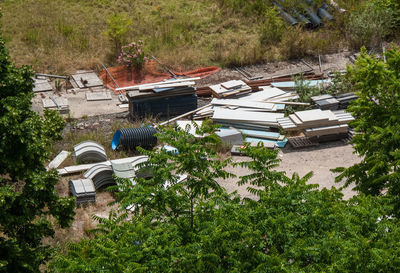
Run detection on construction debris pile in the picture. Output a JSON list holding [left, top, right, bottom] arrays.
[[55, 140, 153, 205], [174, 74, 356, 150]]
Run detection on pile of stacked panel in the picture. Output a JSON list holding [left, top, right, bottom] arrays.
[[69, 179, 96, 205], [278, 109, 354, 143]]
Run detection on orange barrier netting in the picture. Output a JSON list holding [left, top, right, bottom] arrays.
[[99, 60, 220, 94]]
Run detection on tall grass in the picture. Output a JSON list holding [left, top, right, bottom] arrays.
[[1, 0, 391, 74]]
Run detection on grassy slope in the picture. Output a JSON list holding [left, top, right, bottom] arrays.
[[1, 0, 346, 74]]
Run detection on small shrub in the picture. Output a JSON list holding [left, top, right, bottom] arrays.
[[259, 7, 286, 47], [347, 0, 398, 48], [105, 13, 133, 55]]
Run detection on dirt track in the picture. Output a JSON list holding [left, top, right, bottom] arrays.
[[219, 141, 360, 201]]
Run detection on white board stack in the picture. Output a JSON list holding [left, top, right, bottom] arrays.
[[278, 109, 354, 138]]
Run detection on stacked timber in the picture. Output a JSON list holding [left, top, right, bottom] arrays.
[[124, 79, 198, 118], [69, 179, 96, 205]]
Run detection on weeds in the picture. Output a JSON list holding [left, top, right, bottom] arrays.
[[1, 0, 399, 73]]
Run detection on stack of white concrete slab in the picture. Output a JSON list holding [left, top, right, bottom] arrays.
[[42, 97, 69, 109], [277, 109, 354, 137], [69, 179, 96, 205]]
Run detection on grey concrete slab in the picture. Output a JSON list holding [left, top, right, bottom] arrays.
[[72, 72, 103, 88], [86, 91, 112, 101]]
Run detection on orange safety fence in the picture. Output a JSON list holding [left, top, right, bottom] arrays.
[[99, 60, 220, 94]]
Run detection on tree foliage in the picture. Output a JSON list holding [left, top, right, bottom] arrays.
[[0, 32, 75, 271], [334, 47, 400, 213], [50, 123, 400, 272]]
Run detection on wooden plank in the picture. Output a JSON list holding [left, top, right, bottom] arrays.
[[288, 136, 319, 148], [47, 151, 70, 170]]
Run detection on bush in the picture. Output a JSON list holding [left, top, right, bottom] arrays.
[[347, 0, 398, 48], [259, 7, 286, 47]]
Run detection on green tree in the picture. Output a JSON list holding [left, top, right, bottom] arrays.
[[334, 47, 400, 213], [114, 120, 233, 230], [50, 134, 400, 272], [0, 32, 75, 271]]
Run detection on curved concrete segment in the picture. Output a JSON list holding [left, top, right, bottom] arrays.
[[74, 140, 107, 163], [111, 156, 151, 179], [69, 178, 96, 205], [84, 164, 115, 190]]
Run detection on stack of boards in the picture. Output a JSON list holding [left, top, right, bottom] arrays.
[[277, 109, 354, 140], [210, 80, 252, 98], [311, 93, 358, 111], [69, 179, 96, 205], [125, 79, 198, 118]]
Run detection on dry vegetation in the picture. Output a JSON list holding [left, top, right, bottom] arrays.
[[1, 0, 353, 74]]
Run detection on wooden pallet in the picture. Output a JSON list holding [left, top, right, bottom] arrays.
[[288, 136, 319, 148]]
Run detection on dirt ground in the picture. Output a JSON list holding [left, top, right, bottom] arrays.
[[219, 141, 360, 201]]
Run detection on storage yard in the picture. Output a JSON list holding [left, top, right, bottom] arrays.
[[33, 52, 361, 235]]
